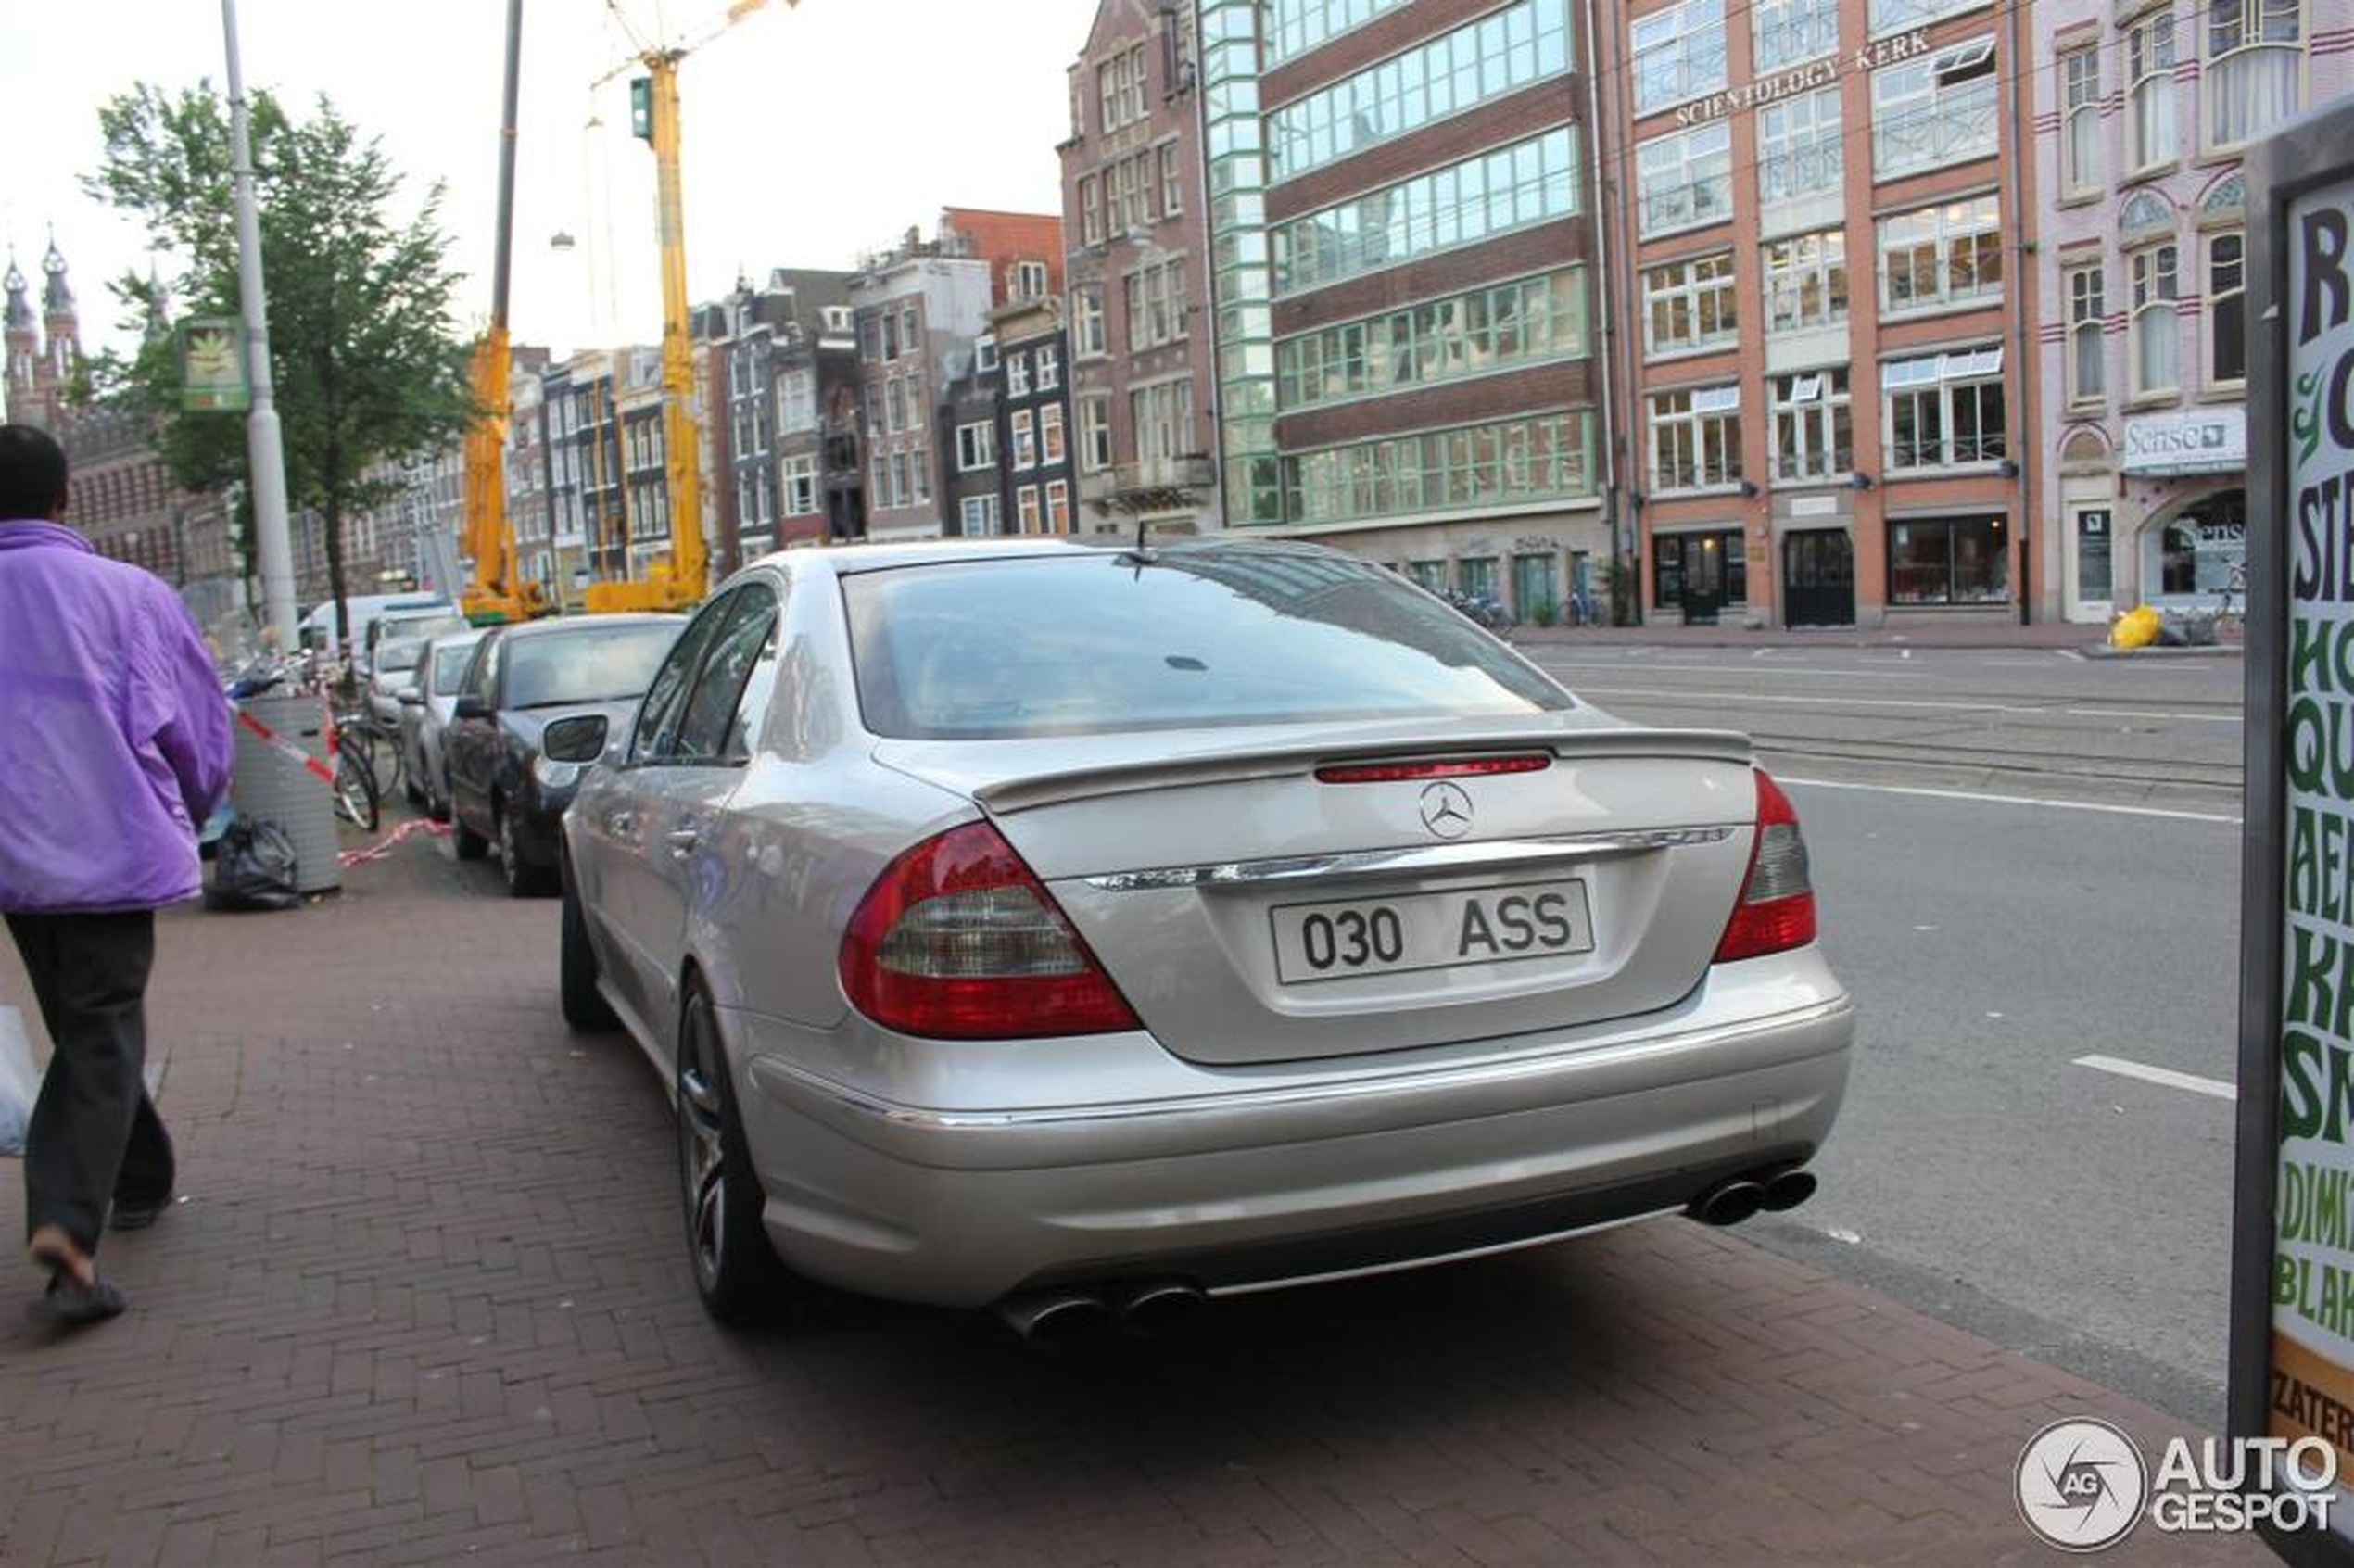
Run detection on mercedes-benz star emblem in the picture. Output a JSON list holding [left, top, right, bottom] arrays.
[[1420, 781, 1474, 840]]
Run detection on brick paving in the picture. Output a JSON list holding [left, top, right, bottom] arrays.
[[0, 837, 2253, 1565]]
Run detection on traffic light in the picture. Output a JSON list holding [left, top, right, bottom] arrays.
[[629, 77, 652, 142]]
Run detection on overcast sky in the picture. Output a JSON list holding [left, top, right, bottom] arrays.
[[5, 0, 1098, 365]]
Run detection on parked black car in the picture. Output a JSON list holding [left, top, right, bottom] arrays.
[[444, 613, 681, 895]]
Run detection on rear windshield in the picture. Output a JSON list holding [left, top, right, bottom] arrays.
[[504, 624, 678, 710], [430, 642, 478, 695], [843, 551, 1570, 740], [377, 639, 426, 674]]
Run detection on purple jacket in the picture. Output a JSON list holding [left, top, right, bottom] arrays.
[[0, 520, 234, 913]]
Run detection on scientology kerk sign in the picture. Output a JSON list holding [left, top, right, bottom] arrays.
[[2235, 99, 2354, 1566]]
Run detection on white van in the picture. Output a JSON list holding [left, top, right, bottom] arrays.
[[298, 593, 450, 663]]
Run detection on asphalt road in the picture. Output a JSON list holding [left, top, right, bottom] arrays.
[[1525, 641, 2247, 1425]]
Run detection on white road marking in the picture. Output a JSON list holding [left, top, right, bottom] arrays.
[[2073, 1054, 2237, 1102], [1778, 776, 2242, 824], [1540, 660, 1928, 680], [1570, 685, 2241, 724]]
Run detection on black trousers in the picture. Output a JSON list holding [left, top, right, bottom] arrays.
[[6, 910, 173, 1256]]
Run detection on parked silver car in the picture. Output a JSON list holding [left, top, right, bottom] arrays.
[[399, 626, 487, 819], [560, 540, 1852, 1333]]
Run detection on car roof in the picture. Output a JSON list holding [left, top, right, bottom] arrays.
[[740, 536, 1353, 580], [491, 613, 679, 640]]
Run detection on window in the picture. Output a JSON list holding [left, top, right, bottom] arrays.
[[1017, 485, 1043, 534], [1126, 257, 1188, 347], [1872, 37, 1997, 179], [1770, 368, 1853, 481], [2209, 231, 2246, 387], [630, 594, 734, 764], [956, 421, 996, 472], [1073, 288, 1107, 358], [883, 376, 906, 435], [777, 367, 816, 435], [822, 305, 852, 335], [2061, 47, 2101, 197], [1643, 253, 1737, 357], [1648, 385, 1742, 490], [1045, 479, 1071, 534], [1652, 530, 1747, 612], [1754, 0, 1837, 70], [1274, 126, 1580, 294], [1267, 0, 1411, 65], [1012, 409, 1038, 470], [1758, 85, 1841, 202], [1081, 175, 1104, 246], [898, 302, 918, 358], [1080, 396, 1113, 472], [781, 454, 817, 515], [1160, 144, 1183, 215], [2129, 15, 2178, 172], [1132, 380, 1190, 462], [1108, 151, 1152, 232], [1633, 0, 1728, 115], [2130, 243, 2181, 397], [1277, 268, 1588, 408], [2208, 0, 2301, 149], [1041, 404, 1067, 465], [1099, 43, 1148, 133], [1879, 196, 2003, 314], [1882, 345, 2006, 470], [1035, 343, 1061, 391], [959, 494, 1001, 536], [1637, 122, 1732, 236], [1014, 260, 1050, 300], [975, 335, 999, 373], [2067, 261, 2107, 405], [1268, 0, 1574, 180], [676, 588, 780, 765], [1889, 515, 2008, 604], [1763, 228, 1848, 333], [1281, 411, 1596, 525], [1006, 353, 1031, 397], [910, 449, 930, 504], [1869, 0, 1987, 39]]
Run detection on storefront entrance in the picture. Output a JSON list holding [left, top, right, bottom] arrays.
[[2137, 489, 2245, 614], [1782, 529, 1854, 626]]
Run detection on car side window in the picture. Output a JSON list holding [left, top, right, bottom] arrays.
[[726, 605, 786, 761], [630, 596, 736, 765], [675, 586, 779, 765], [466, 635, 500, 707]]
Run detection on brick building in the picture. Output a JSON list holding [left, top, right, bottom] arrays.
[[1597, 0, 2040, 626], [1061, 1, 1220, 537], [994, 293, 1079, 535]]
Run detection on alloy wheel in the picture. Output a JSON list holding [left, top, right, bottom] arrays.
[[677, 1005, 728, 1291]]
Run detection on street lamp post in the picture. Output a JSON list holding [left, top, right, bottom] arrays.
[[220, 0, 299, 655]]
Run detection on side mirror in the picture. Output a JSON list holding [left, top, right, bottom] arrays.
[[397, 687, 424, 706], [453, 694, 492, 722], [541, 714, 610, 764]]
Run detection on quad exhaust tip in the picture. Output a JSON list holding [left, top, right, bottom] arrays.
[[1690, 1167, 1818, 1226], [999, 1280, 1208, 1345]]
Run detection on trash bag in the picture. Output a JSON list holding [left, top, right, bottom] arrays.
[[205, 816, 301, 912], [2109, 605, 2163, 651]]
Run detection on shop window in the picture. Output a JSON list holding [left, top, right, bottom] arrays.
[[1889, 515, 2008, 604], [2151, 494, 2246, 595]]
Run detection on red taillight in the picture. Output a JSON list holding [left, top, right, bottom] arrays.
[[1315, 754, 1551, 783], [839, 820, 1141, 1039], [1712, 769, 1817, 963]]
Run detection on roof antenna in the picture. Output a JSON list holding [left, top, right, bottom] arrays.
[[1127, 509, 1156, 565]]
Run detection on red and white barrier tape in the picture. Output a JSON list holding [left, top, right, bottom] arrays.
[[337, 816, 453, 868], [232, 703, 338, 786]]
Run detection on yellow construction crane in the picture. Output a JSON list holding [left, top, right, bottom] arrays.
[[460, 0, 549, 626], [583, 0, 794, 614]]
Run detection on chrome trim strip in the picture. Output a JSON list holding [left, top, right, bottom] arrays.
[[746, 994, 1851, 1132], [1204, 1208, 1678, 1297], [1079, 827, 1739, 891]]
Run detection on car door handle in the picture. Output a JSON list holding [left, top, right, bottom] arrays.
[[606, 809, 635, 836], [666, 828, 700, 858]]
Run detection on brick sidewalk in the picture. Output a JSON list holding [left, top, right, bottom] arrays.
[[0, 841, 2250, 1565]]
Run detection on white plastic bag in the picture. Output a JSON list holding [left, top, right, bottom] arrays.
[[0, 1005, 35, 1157]]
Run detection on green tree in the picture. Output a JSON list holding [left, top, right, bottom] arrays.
[[82, 82, 475, 664]]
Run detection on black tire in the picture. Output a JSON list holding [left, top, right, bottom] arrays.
[[559, 866, 618, 1033], [498, 806, 552, 897], [333, 735, 380, 833], [676, 983, 789, 1323]]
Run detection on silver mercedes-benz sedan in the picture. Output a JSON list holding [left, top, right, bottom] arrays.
[[560, 539, 1851, 1334]]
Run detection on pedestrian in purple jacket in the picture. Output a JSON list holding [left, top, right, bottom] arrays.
[[0, 424, 233, 1327]]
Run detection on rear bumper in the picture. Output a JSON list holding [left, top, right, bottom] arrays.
[[727, 952, 1853, 1307]]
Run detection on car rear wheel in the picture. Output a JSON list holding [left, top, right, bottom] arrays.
[[559, 862, 618, 1033], [676, 982, 788, 1322]]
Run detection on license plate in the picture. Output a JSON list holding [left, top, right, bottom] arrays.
[[1270, 879, 1595, 984]]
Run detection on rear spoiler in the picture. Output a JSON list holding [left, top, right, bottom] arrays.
[[968, 728, 1756, 816]]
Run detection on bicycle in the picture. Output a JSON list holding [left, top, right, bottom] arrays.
[[326, 705, 382, 833], [2216, 561, 2246, 642]]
